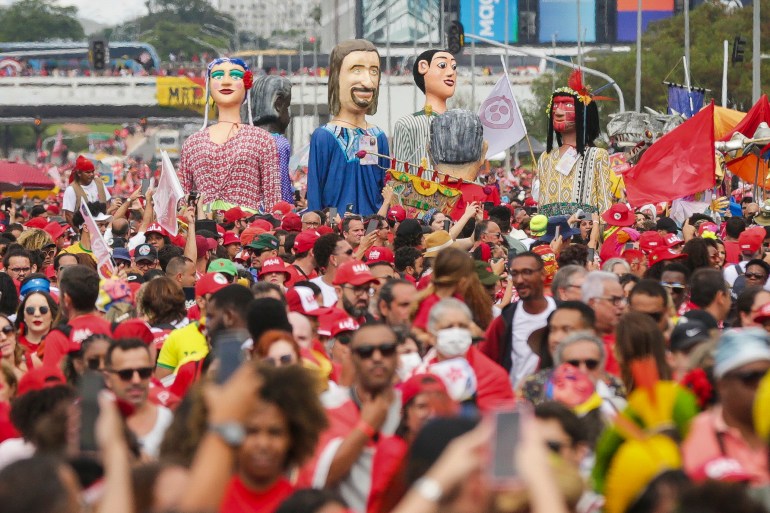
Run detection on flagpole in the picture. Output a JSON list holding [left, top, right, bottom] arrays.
[[524, 133, 538, 166]]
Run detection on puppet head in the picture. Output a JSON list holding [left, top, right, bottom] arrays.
[[545, 70, 601, 155], [413, 49, 457, 103], [328, 39, 381, 117], [429, 109, 487, 181], [202, 57, 254, 129], [250, 75, 292, 132]]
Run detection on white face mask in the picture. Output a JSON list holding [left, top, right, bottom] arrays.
[[435, 327, 472, 358], [397, 352, 423, 380]]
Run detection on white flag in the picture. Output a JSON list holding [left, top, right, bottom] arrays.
[[478, 73, 527, 159], [154, 151, 185, 236], [79, 202, 115, 279]]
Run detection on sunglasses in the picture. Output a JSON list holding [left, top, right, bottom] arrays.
[[25, 305, 50, 316], [727, 369, 767, 387], [352, 342, 398, 359], [86, 356, 105, 370], [745, 272, 767, 280], [661, 283, 685, 292], [566, 358, 600, 371], [108, 367, 153, 381], [0, 325, 13, 335], [263, 354, 294, 366]]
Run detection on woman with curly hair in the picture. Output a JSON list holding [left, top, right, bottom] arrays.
[[412, 247, 493, 336], [138, 277, 188, 355]]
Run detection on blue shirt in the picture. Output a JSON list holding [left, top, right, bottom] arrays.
[[271, 133, 294, 204], [307, 124, 388, 216]]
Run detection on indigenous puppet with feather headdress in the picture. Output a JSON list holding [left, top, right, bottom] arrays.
[[536, 70, 615, 217]]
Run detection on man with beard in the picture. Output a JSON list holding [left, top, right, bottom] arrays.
[[299, 322, 401, 512], [333, 260, 380, 323], [307, 39, 389, 216], [104, 338, 172, 458]]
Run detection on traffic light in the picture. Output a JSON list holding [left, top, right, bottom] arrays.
[[90, 39, 108, 70], [447, 21, 464, 55], [732, 36, 746, 65]]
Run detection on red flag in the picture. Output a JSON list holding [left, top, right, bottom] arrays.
[[718, 95, 770, 186], [625, 102, 715, 207]]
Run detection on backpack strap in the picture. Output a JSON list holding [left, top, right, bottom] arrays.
[[735, 263, 744, 276]]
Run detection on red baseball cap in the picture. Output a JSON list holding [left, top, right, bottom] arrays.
[[387, 205, 406, 222], [639, 231, 665, 253], [195, 272, 229, 297], [332, 260, 379, 286], [664, 233, 684, 248], [648, 247, 688, 266], [145, 223, 168, 237], [285, 286, 332, 317], [318, 312, 360, 338], [44, 221, 67, 241], [222, 231, 240, 246], [25, 217, 48, 229], [224, 206, 249, 224], [17, 367, 66, 396], [250, 219, 274, 232], [272, 201, 292, 216], [112, 319, 154, 345], [294, 230, 320, 254], [195, 235, 217, 256], [281, 212, 302, 232], [400, 373, 449, 407], [739, 228, 764, 253], [364, 246, 395, 266], [753, 302, 770, 323], [260, 257, 292, 280], [317, 225, 333, 235], [46, 204, 60, 215], [601, 203, 635, 227]]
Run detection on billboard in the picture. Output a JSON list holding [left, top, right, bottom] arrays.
[[460, 0, 519, 44], [361, 0, 441, 44], [616, 0, 674, 41], [538, 0, 597, 43]]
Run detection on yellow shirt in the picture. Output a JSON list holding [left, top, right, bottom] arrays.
[[157, 321, 208, 371], [61, 242, 95, 260]]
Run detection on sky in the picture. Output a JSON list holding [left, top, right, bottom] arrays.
[[0, 0, 149, 26]]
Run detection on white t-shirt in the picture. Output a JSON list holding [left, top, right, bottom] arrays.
[[510, 296, 557, 388], [138, 405, 173, 458], [62, 180, 111, 212], [723, 261, 770, 291], [310, 276, 338, 307]]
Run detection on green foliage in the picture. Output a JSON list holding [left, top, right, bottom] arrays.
[[140, 21, 229, 58], [522, 1, 770, 142], [0, 0, 84, 42]]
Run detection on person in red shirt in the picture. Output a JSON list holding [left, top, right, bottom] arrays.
[[42, 265, 111, 369], [219, 364, 327, 513]]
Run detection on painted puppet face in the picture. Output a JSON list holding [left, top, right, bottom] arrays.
[[209, 62, 247, 108], [420, 51, 457, 100], [552, 95, 576, 133], [338, 50, 380, 115]]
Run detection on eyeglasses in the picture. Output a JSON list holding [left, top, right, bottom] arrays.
[[566, 358, 600, 371], [342, 285, 375, 297], [25, 305, 50, 316], [745, 272, 768, 280], [86, 356, 105, 370], [597, 296, 627, 307], [263, 355, 294, 366], [661, 282, 685, 292], [303, 221, 320, 227], [726, 369, 768, 388], [0, 325, 13, 335], [8, 267, 30, 274], [352, 342, 399, 359], [509, 268, 541, 279], [107, 367, 153, 381]]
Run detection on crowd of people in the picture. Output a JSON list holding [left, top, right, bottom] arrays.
[[0, 149, 768, 513]]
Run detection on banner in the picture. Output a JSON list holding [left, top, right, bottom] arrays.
[[460, 0, 518, 43], [79, 202, 115, 280], [616, 0, 674, 41], [154, 151, 185, 236], [156, 76, 212, 115], [478, 73, 527, 158], [667, 84, 705, 119], [538, 0, 595, 43]]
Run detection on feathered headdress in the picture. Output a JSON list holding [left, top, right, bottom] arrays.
[[546, 69, 614, 116]]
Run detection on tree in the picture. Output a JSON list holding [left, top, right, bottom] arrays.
[[0, 0, 84, 42], [520, 0, 770, 144]]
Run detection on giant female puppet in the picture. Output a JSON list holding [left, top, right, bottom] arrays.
[[179, 57, 281, 212], [307, 39, 389, 216], [391, 49, 457, 171], [536, 71, 613, 217]]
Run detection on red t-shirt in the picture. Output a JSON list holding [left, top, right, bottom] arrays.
[[219, 475, 294, 513], [448, 182, 501, 221], [723, 240, 741, 265], [42, 313, 112, 368], [602, 333, 620, 377]]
